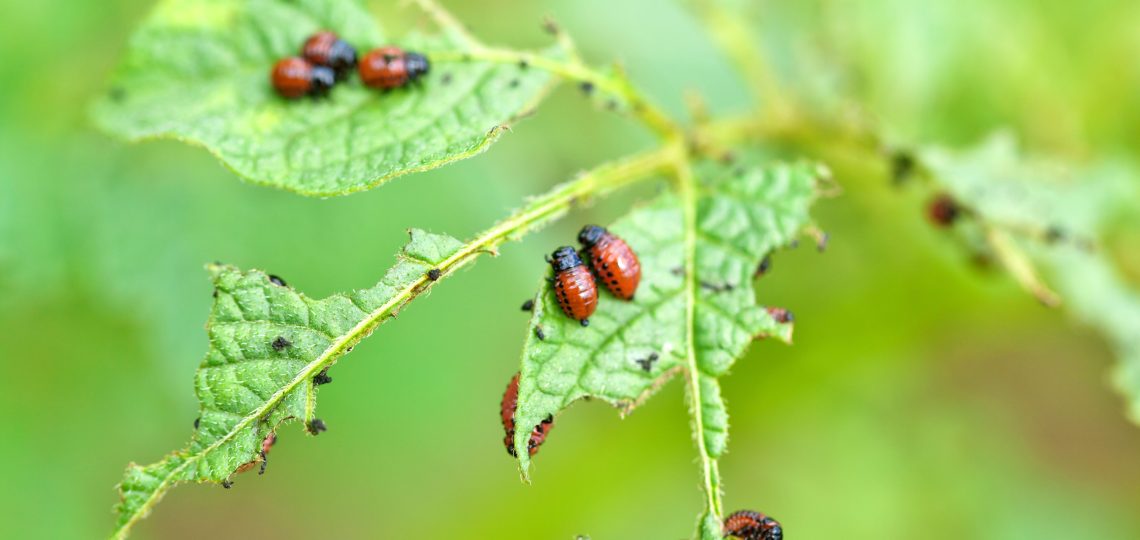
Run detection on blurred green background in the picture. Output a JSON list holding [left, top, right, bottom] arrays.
[[2, 0, 1139, 538]]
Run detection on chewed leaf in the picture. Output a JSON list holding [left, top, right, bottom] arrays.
[[921, 133, 1140, 422], [92, 0, 558, 196], [512, 161, 822, 474], [111, 229, 462, 539]]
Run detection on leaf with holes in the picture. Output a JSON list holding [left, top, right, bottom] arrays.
[[111, 229, 462, 539], [511, 160, 824, 538], [921, 133, 1140, 422], [91, 0, 559, 196]]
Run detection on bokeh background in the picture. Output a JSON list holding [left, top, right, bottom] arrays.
[[2, 0, 1139, 538]]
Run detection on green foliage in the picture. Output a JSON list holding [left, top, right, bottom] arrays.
[[514, 160, 821, 535], [112, 229, 462, 539], [88, 0, 1138, 538], [91, 0, 557, 196], [922, 134, 1140, 421]]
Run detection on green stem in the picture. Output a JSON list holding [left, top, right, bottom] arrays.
[[673, 157, 725, 537]]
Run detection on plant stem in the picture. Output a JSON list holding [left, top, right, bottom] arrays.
[[686, 0, 791, 121]]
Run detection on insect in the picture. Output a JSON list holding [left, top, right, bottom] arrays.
[[313, 368, 332, 386], [577, 225, 641, 301], [268, 274, 288, 287], [927, 193, 961, 227], [301, 31, 357, 78], [427, 268, 442, 281], [358, 46, 430, 90], [723, 510, 782, 540], [234, 432, 278, 475], [271, 57, 335, 99], [766, 307, 794, 323], [634, 352, 659, 372], [548, 246, 598, 325], [500, 372, 554, 457], [520, 299, 534, 312]]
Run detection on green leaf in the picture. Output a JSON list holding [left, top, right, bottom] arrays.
[[512, 160, 823, 538], [91, 0, 558, 196], [921, 133, 1140, 422], [111, 228, 462, 539]]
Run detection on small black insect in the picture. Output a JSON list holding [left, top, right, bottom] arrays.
[[212, 288, 218, 298], [427, 268, 442, 281], [271, 336, 292, 351], [313, 369, 333, 386], [193, 417, 200, 429], [308, 419, 328, 434], [670, 267, 685, 276], [635, 352, 659, 372], [579, 81, 595, 95], [521, 299, 535, 312], [534, 325, 546, 341], [268, 275, 287, 287], [222, 480, 233, 489]]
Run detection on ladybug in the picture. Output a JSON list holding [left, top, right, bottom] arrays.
[[358, 46, 430, 90], [577, 225, 641, 301], [548, 246, 598, 326], [927, 193, 960, 227], [271, 57, 335, 99], [301, 31, 357, 79], [233, 432, 278, 475], [500, 372, 554, 457], [723, 510, 782, 540]]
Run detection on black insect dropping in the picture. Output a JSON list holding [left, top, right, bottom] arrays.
[[271, 336, 292, 351], [700, 281, 735, 293], [268, 274, 287, 287], [509, 78, 520, 89], [891, 150, 916, 184], [635, 352, 659, 372], [521, 299, 535, 312], [1045, 226, 1066, 244], [755, 255, 772, 277], [313, 368, 333, 386], [534, 325, 546, 341], [308, 418, 328, 434], [440, 72, 452, 85], [427, 268, 442, 281], [670, 266, 685, 277], [579, 81, 595, 95]]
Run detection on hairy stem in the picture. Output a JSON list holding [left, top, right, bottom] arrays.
[[686, 0, 791, 121]]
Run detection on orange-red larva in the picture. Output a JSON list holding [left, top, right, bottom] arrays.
[[578, 225, 641, 301], [271, 57, 335, 99], [723, 509, 782, 540], [358, 46, 430, 90], [549, 246, 598, 326], [927, 193, 960, 227], [500, 372, 554, 457], [301, 31, 357, 78]]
